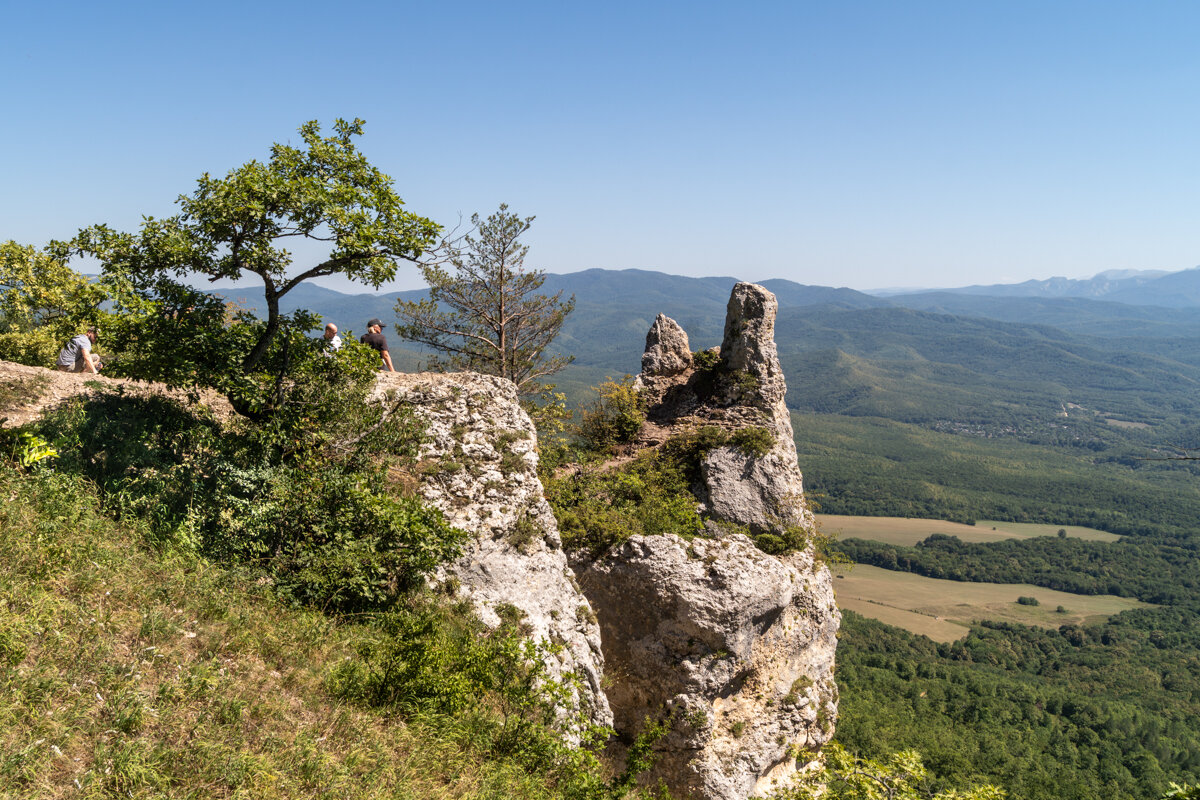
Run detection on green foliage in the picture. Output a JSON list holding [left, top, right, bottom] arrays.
[[836, 610, 1200, 800], [691, 348, 720, 371], [658, 425, 735, 480], [526, 384, 575, 474], [0, 465, 655, 799], [35, 351, 464, 612], [1, 431, 59, 469], [1016, 595, 1039, 606], [658, 425, 776, 481], [608, 718, 670, 798], [66, 119, 440, 411], [395, 204, 575, 395], [0, 240, 110, 366], [248, 471, 466, 610], [330, 596, 579, 736], [326, 594, 683, 799], [547, 448, 704, 557], [576, 375, 646, 453], [761, 743, 1005, 799], [730, 425, 775, 457]]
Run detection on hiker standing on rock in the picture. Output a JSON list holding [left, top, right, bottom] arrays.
[[359, 318, 394, 372], [56, 327, 101, 373]]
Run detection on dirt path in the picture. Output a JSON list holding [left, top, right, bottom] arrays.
[[0, 360, 232, 428]]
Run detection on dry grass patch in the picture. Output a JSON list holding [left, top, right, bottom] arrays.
[[817, 514, 1119, 546], [831, 564, 1149, 643]]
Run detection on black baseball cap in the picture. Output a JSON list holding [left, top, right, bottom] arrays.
[[367, 318, 382, 329]]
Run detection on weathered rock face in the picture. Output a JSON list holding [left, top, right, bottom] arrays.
[[579, 282, 838, 799], [582, 534, 839, 800], [702, 283, 809, 536], [642, 313, 693, 377], [372, 372, 612, 729]]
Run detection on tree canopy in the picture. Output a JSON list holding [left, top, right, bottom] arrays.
[[0, 240, 109, 366], [67, 118, 441, 389]]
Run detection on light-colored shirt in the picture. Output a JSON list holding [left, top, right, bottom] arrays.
[[57, 334, 91, 369]]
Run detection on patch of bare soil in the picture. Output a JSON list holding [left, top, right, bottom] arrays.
[[0, 359, 233, 428]]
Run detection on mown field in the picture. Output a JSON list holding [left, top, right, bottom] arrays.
[[816, 514, 1119, 546], [831, 564, 1149, 642]]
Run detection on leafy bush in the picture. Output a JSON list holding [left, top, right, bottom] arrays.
[[691, 348, 720, 371], [763, 743, 1006, 799], [35, 347, 465, 613], [547, 449, 704, 557], [0, 328, 59, 367], [659, 425, 774, 476], [576, 375, 645, 453], [1016, 595, 1040, 606], [0, 240, 109, 367], [327, 594, 637, 798], [729, 426, 775, 457], [244, 470, 466, 610]]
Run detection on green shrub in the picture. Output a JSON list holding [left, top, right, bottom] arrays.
[[658, 425, 774, 485], [34, 349, 464, 613], [327, 595, 622, 796], [0, 328, 59, 367], [689, 348, 761, 401], [547, 449, 703, 557], [576, 375, 645, 453], [729, 426, 775, 457], [261, 470, 466, 611], [0, 240, 110, 368], [1016, 595, 1040, 606], [691, 348, 720, 371]]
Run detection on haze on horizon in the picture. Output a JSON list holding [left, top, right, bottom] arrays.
[[5, 1, 1200, 295]]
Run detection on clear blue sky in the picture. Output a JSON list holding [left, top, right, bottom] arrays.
[[4, 1, 1200, 292]]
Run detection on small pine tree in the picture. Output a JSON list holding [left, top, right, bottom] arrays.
[[394, 205, 574, 396]]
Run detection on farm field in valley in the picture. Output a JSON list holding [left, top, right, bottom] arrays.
[[831, 564, 1149, 642], [816, 514, 1120, 546]]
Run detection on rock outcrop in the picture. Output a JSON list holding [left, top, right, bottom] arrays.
[[371, 372, 612, 729], [581, 283, 839, 799], [642, 313, 693, 377], [583, 535, 838, 799], [636, 283, 811, 536]]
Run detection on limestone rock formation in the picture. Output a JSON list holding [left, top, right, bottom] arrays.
[[371, 372, 612, 729], [642, 313, 693, 377], [578, 282, 838, 799], [582, 534, 839, 800]]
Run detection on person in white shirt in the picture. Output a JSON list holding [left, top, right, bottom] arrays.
[[322, 322, 343, 352]]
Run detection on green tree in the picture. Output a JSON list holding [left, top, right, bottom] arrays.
[[66, 118, 440, 405], [0, 241, 109, 366], [765, 743, 1006, 799], [394, 204, 574, 396]]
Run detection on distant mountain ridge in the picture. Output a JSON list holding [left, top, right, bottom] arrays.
[[927, 266, 1200, 307]]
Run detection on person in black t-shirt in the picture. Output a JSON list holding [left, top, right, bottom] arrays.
[[359, 318, 394, 371]]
